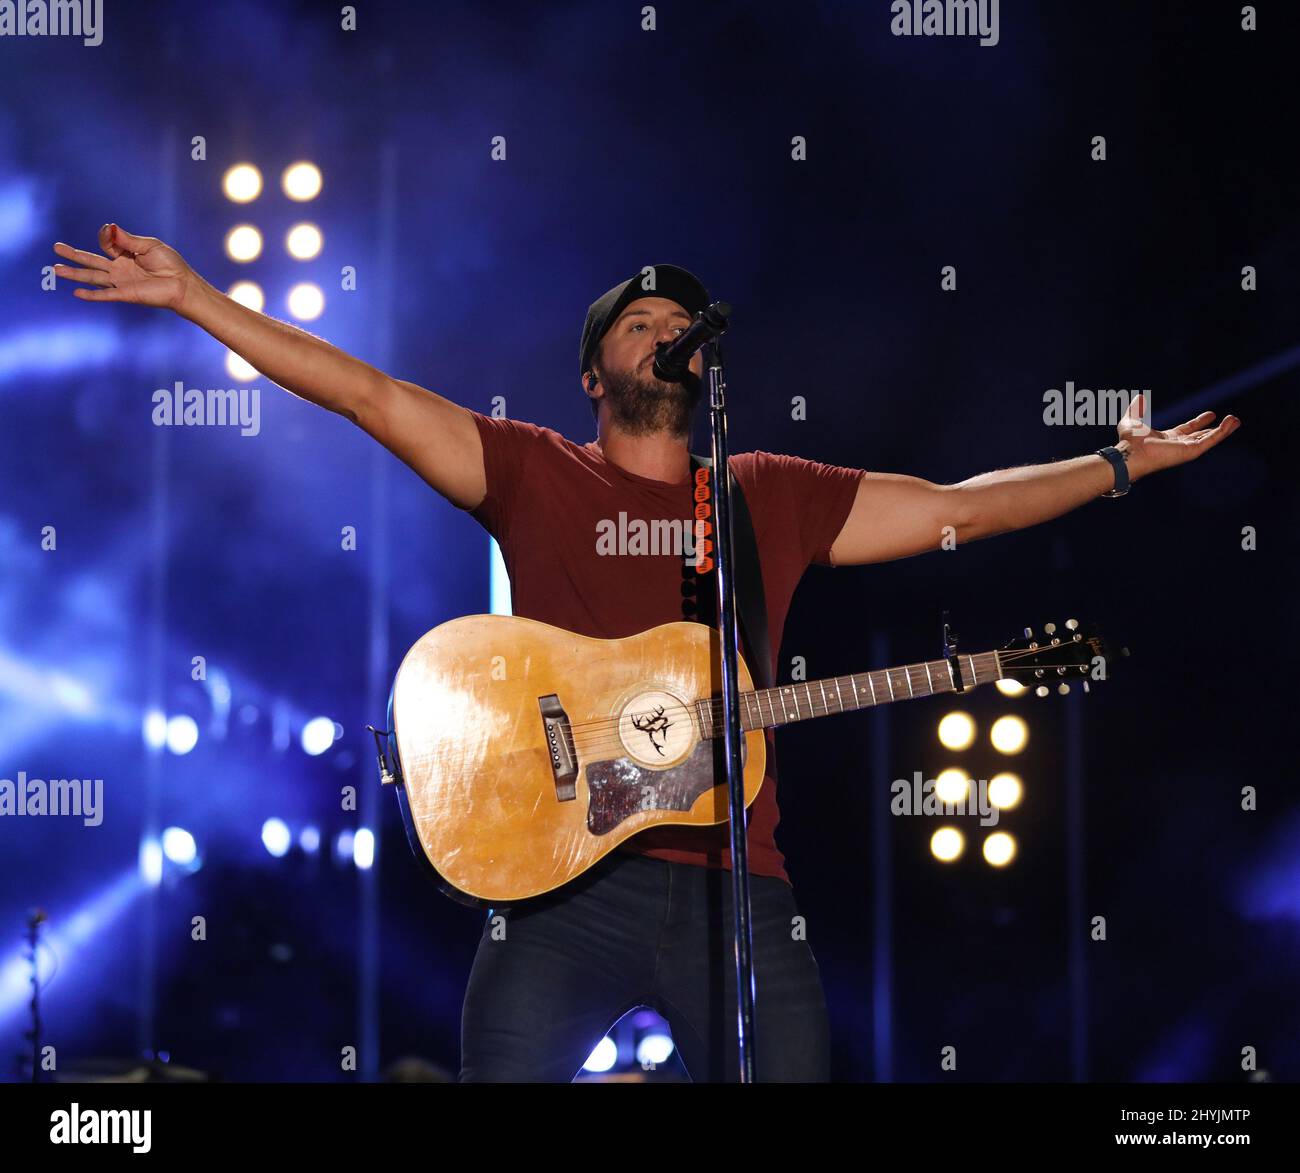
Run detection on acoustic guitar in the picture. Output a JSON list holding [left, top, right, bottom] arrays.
[[380, 615, 1120, 905]]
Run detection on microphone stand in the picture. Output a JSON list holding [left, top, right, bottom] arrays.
[[701, 334, 758, 1084], [22, 909, 46, 1083]]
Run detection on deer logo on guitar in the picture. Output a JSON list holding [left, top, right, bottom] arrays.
[[630, 703, 673, 755]]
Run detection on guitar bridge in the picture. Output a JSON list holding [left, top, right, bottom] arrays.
[[537, 694, 578, 802]]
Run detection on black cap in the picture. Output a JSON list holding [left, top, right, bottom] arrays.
[[579, 264, 710, 377]]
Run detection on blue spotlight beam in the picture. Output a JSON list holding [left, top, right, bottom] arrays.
[[1161, 341, 1300, 421]]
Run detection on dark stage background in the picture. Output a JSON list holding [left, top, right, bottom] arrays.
[[0, 0, 1296, 1083]]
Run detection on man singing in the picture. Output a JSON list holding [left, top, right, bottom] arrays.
[[53, 226, 1239, 1081]]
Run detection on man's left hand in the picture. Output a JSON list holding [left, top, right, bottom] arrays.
[[1118, 393, 1241, 481]]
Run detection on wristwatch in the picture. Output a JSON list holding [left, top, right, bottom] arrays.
[[1097, 445, 1130, 498]]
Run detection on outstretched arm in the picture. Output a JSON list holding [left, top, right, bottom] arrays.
[[53, 223, 487, 510], [828, 394, 1241, 566]]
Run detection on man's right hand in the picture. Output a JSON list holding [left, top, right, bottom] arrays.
[[52, 223, 488, 511], [53, 224, 194, 313]]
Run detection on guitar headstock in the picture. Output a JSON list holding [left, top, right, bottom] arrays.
[[998, 619, 1128, 696]]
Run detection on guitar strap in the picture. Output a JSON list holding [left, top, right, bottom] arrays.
[[689, 454, 773, 690]]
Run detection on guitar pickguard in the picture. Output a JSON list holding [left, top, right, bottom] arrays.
[[584, 736, 747, 835]]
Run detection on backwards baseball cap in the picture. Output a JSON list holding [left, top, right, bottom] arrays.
[[579, 263, 711, 378]]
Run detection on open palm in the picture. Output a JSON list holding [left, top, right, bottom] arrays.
[[1117, 392, 1240, 477], [52, 223, 192, 311]]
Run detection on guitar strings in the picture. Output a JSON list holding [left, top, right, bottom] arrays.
[[551, 643, 1086, 756], [561, 644, 1073, 744], [560, 643, 1058, 734]]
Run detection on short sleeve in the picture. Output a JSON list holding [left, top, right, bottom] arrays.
[[465, 410, 546, 544], [745, 451, 865, 568]]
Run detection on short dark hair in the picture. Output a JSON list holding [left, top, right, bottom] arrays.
[[585, 340, 603, 420]]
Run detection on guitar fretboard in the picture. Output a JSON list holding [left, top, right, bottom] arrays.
[[692, 650, 1004, 738]]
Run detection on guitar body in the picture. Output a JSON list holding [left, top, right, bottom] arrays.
[[390, 615, 766, 904]]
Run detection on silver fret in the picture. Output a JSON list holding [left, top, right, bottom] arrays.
[[716, 652, 999, 738]]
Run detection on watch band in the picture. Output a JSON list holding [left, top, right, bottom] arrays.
[[1097, 445, 1130, 498]]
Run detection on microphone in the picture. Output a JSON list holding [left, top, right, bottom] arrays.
[[652, 300, 732, 382]]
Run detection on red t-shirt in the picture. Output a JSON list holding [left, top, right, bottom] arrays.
[[465, 410, 865, 885]]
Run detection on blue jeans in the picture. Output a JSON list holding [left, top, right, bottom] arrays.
[[458, 848, 831, 1082]]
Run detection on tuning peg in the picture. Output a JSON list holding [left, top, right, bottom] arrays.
[[1058, 683, 1070, 695], [1081, 681, 1090, 693], [1023, 627, 1033, 639], [1065, 618, 1078, 631], [1044, 622, 1057, 635], [1035, 685, 1049, 697]]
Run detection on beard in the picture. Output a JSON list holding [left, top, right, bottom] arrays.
[[598, 359, 702, 438]]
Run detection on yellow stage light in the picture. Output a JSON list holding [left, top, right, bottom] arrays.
[[930, 826, 964, 862], [227, 281, 264, 312], [988, 772, 1023, 809], [224, 224, 263, 263], [990, 715, 1028, 754], [282, 162, 323, 201], [225, 351, 257, 381], [983, 831, 1017, 867], [222, 163, 263, 203], [935, 768, 971, 805], [286, 223, 323, 260], [287, 282, 324, 321], [938, 711, 976, 751]]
